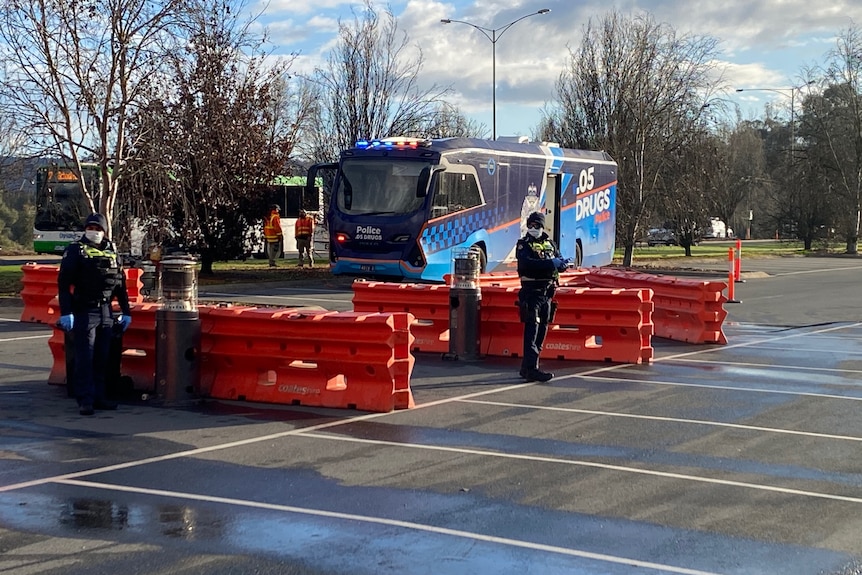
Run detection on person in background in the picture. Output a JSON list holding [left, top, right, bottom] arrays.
[[294, 208, 315, 268], [263, 204, 283, 268], [515, 211, 570, 382], [57, 213, 132, 416]]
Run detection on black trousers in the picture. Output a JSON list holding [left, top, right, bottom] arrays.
[[70, 306, 114, 406], [519, 284, 554, 372]]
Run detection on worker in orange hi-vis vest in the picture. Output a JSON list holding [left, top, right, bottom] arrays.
[[263, 204, 283, 268], [294, 209, 315, 268]]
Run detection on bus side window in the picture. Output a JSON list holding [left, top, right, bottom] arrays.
[[431, 187, 448, 218], [441, 173, 482, 213]]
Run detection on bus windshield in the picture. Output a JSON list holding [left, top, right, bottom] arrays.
[[34, 181, 89, 231], [335, 158, 432, 215]]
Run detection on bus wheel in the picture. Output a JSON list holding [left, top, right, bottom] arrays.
[[469, 245, 487, 273], [575, 242, 583, 268]]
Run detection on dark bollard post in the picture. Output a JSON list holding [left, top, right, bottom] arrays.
[[444, 249, 482, 361], [155, 256, 201, 403]]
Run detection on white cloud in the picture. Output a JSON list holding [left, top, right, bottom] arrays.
[[253, 0, 862, 135]]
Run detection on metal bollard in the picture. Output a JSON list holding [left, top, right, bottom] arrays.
[[444, 249, 482, 361], [155, 256, 201, 403], [140, 262, 157, 300]]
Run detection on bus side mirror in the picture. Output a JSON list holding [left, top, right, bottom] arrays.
[[417, 166, 445, 198]]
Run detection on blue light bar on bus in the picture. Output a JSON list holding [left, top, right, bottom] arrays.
[[354, 137, 431, 150]]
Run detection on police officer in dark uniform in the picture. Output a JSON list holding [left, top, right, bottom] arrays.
[[516, 211, 570, 382], [57, 213, 132, 416]]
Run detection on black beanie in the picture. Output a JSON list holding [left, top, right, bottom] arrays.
[[526, 212, 545, 227], [84, 213, 108, 231]]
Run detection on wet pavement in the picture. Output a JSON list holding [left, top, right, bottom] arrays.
[[2, 256, 862, 574]]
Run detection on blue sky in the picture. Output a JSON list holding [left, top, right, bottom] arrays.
[[250, 0, 862, 138]]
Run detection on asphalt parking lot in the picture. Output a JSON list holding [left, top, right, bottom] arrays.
[[2, 255, 862, 575]]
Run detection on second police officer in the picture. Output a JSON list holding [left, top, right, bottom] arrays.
[[57, 213, 132, 416], [516, 211, 570, 382]]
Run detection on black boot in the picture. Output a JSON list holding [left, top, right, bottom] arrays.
[[521, 369, 553, 383]]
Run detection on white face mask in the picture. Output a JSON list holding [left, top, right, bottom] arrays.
[[527, 228, 542, 238], [85, 230, 104, 244]]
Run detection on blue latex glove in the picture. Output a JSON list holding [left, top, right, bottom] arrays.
[[554, 258, 570, 272], [560, 257, 573, 271], [118, 315, 132, 332], [551, 257, 563, 270], [57, 314, 74, 332]]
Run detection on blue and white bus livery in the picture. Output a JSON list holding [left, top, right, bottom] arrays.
[[307, 137, 617, 282]]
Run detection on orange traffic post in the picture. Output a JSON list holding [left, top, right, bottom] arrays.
[[734, 238, 744, 283], [727, 248, 740, 303]]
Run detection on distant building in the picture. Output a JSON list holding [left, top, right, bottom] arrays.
[[704, 217, 733, 239]]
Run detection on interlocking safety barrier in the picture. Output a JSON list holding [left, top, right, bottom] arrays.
[[584, 268, 728, 344], [352, 279, 656, 363], [43, 296, 415, 413], [198, 305, 414, 412], [352, 280, 451, 353], [20, 263, 143, 325]]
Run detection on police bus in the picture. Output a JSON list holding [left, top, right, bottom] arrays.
[[33, 163, 100, 254], [307, 137, 617, 282]]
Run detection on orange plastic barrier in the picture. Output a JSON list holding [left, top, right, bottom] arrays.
[[20, 263, 144, 325], [114, 302, 159, 392], [20, 264, 64, 325], [441, 269, 589, 288], [45, 301, 416, 413], [45, 299, 159, 389], [46, 323, 69, 386], [352, 280, 450, 353], [585, 268, 728, 344], [200, 306, 415, 412], [480, 286, 654, 364]]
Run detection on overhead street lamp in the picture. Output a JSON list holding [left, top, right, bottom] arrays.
[[735, 81, 814, 241], [441, 9, 551, 140], [735, 80, 815, 157]]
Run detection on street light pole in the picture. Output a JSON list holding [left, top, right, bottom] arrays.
[[735, 81, 815, 158], [441, 9, 550, 140], [735, 82, 814, 240]]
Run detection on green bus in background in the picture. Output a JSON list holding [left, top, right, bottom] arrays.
[[33, 163, 101, 254]]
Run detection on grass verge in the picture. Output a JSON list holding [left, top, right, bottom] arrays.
[[0, 256, 335, 298], [614, 240, 807, 263], [1, 241, 848, 299], [0, 266, 22, 297]]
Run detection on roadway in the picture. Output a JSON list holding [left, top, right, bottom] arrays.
[[1, 255, 862, 574]]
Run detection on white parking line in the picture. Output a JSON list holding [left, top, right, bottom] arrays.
[[294, 431, 862, 504], [572, 321, 862, 378], [54, 478, 726, 575], [672, 357, 862, 374], [3, 311, 860, 575], [576, 375, 862, 402], [768, 264, 862, 277], [738, 344, 862, 356], [0, 383, 535, 493], [458, 398, 862, 442]]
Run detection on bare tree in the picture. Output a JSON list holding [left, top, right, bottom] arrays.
[[810, 26, 862, 254], [302, 0, 453, 164], [126, 0, 301, 274], [0, 0, 183, 236], [710, 120, 767, 238], [538, 11, 721, 266], [659, 124, 717, 254], [420, 103, 488, 139]]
